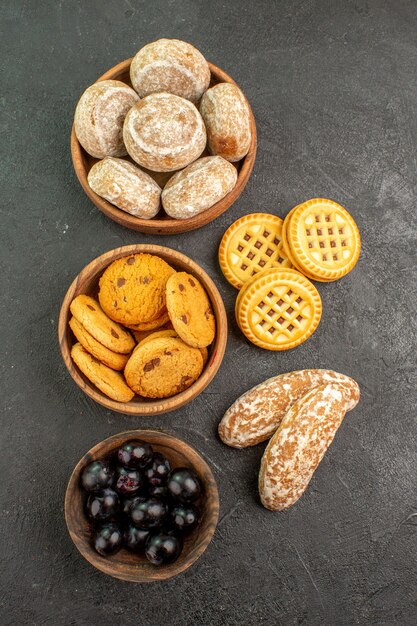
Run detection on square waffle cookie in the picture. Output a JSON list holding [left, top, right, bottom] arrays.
[[219, 214, 292, 289], [236, 268, 322, 350], [284, 199, 361, 282]]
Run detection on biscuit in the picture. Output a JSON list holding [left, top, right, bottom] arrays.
[[259, 383, 352, 510], [236, 268, 322, 350], [123, 93, 206, 172], [69, 317, 130, 371], [125, 309, 170, 332], [124, 337, 203, 398], [199, 346, 209, 366], [219, 213, 293, 289], [70, 295, 135, 354], [98, 254, 175, 326], [200, 83, 251, 162], [218, 369, 360, 448], [162, 156, 237, 219], [87, 157, 161, 219], [166, 272, 215, 348], [285, 199, 361, 282], [71, 343, 135, 402], [130, 38, 210, 103], [138, 329, 178, 347], [131, 322, 173, 344], [74, 80, 139, 158]]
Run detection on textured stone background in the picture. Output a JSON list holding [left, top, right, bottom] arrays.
[[1, 1, 416, 624]]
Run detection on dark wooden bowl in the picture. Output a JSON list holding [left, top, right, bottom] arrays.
[[65, 429, 220, 582], [58, 244, 227, 415], [71, 58, 257, 234]]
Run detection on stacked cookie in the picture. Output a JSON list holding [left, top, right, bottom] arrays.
[[219, 199, 361, 350], [280, 198, 361, 282], [218, 369, 360, 510], [74, 39, 252, 221], [69, 253, 215, 401]]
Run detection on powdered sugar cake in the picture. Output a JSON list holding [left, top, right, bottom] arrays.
[[259, 383, 355, 511], [219, 369, 360, 448]]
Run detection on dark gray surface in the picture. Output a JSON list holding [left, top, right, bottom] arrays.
[[1, 1, 416, 624]]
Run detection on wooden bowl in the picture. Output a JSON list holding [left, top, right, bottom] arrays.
[[71, 58, 257, 234], [58, 244, 227, 415], [65, 429, 220, 582]]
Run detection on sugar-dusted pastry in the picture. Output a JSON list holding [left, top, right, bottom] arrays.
[[74, 80, 139, 158], [162, 156, 237, 219], [123, 93, 206, 172], [218, 369, 360, 448], [87, 157, 161, 219], [259, 383, 353, 510], [200, 83, 251, 162], [130, 38, 210, 103]]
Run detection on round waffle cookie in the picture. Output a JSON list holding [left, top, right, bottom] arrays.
[[219, 214, 293, 289], [281, 205, 332, 283], [285, 199, 361, 282], [236, 268, 322, 350]]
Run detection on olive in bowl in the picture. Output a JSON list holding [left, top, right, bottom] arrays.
[[65, 429, 219, 582]]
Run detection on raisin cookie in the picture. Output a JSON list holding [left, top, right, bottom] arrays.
[[166, 272, 215, 348], [124, 336, 203, 398], [98, 254, 175, 326], [70, 295, 135, 354], [71, 343, 134, 402], [69, 317, 130, 371]]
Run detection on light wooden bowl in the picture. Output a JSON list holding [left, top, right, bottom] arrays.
[[58, 244, 227, 415], [71, 58, 257, 234], [65, 429, 220, 582]]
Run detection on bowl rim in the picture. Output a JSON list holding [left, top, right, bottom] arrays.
[[64, 429, 220, 582], [58, 244, 227, 415], [70, 58, 257, 234]]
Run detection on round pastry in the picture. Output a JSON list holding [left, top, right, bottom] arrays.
[[218, 213, 293, 289], [166, 272, 215, 348], [74, 80, 139, 158], [124, 336, 203, 398], [200, 83, 251, 162], [125, 310, 171, 332], [284, 198, 361, 282], [123, 93, 207, 172], [130, 38, 210, 103], [98, 253, 175, 326], [87, 157, 161, 219], [69, 317, 130, 371], [71, 343, 135, 402], [69, 295, 135, 354], [236, 268, 322, 351], [137, 329, 178, 347], [162, 156, 237, 219]]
